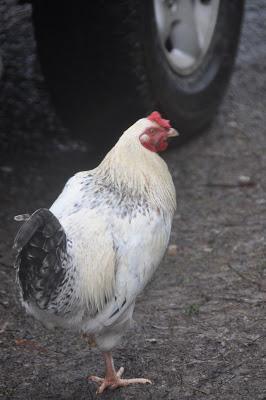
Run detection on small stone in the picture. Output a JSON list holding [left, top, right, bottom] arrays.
[[0, 166, 13, 173], [146, 338, 157, 344], [238, 175, 251, 185], [256, 199, 266, 205], [167, 244, 178, 256], [228, 120, 238, 128], [202, 246, 212, 253]]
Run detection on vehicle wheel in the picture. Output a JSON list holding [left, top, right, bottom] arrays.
[[32, 0, 244, 147]]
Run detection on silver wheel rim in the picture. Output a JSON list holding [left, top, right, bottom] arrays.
[[153, 0, 220, 75]]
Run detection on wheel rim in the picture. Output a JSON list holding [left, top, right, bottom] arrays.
[[153, 0, 220, 75]]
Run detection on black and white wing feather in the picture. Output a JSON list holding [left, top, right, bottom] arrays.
[[14, 208, 67, 310]]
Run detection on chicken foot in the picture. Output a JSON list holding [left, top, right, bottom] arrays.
[[88, 351, 152, 394]]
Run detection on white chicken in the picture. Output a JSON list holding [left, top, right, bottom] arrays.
[[14, 111, 177, 393]]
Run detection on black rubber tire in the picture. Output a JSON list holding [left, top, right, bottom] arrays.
[[32, 0, 244, 148]]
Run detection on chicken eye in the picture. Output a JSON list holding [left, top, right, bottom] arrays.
[[140, 133, 149, 142]]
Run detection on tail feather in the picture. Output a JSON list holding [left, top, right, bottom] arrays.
[[14, 208, 67, 310], [14, 208, 61, 251], [14, 214, 30, 222]]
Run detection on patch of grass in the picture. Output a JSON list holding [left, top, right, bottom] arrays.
[[182, 276, 192, 285], [184, 303, 200, 317], [0, 388, 16, 398]]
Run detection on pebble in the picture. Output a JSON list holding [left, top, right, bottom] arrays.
[[0, 166, 13, 173], [238, 175, 251, 185], [167, 244, 178, 256], [146, 338, 157, 344], [228, 120, 238, 128]]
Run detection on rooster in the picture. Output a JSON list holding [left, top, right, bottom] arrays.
[[14, 112, 177, 393]]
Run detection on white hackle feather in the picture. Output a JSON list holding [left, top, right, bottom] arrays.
[[97, 118, 176, 216]]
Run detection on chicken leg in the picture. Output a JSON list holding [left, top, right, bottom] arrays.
[[89, 352, 152, 394]]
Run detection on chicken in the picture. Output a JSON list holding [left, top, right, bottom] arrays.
[[14, 111, 177, 393]]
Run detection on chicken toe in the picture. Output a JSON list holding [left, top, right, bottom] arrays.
[[89, 373, 152, 394], [88, 352, 151, 393]]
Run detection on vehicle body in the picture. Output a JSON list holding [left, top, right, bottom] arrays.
[[32, 0, 245, 147]]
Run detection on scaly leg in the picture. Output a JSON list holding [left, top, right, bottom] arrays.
[[88, 351, 152, 394]]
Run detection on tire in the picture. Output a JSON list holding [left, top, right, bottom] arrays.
[[32, 1, 244, 148]]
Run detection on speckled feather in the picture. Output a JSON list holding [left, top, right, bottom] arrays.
[[14, 117, 176, 351]]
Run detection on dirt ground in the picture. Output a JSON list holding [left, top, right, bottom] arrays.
[[0, 1, 266, 399]]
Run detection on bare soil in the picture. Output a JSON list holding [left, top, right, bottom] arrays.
[[0, 1, 266, 399]]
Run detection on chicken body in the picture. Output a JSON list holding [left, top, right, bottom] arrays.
[[14, 116, 176, 392]]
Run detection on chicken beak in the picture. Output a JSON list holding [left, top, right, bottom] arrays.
[[167, 128, 179, 138]]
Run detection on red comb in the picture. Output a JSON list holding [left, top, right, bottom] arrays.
[[147, 111, 171, 130]]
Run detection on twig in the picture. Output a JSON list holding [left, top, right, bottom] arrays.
[[204, 182, 255, 189], [193, 388, 209, 395], [220, 374, 236, 386], [15, 338, 48, 353], [0, 321, 9, 333], [247, 333, 266, 346], [215, 296, 263, 306], [227, 263, 265, 291]]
